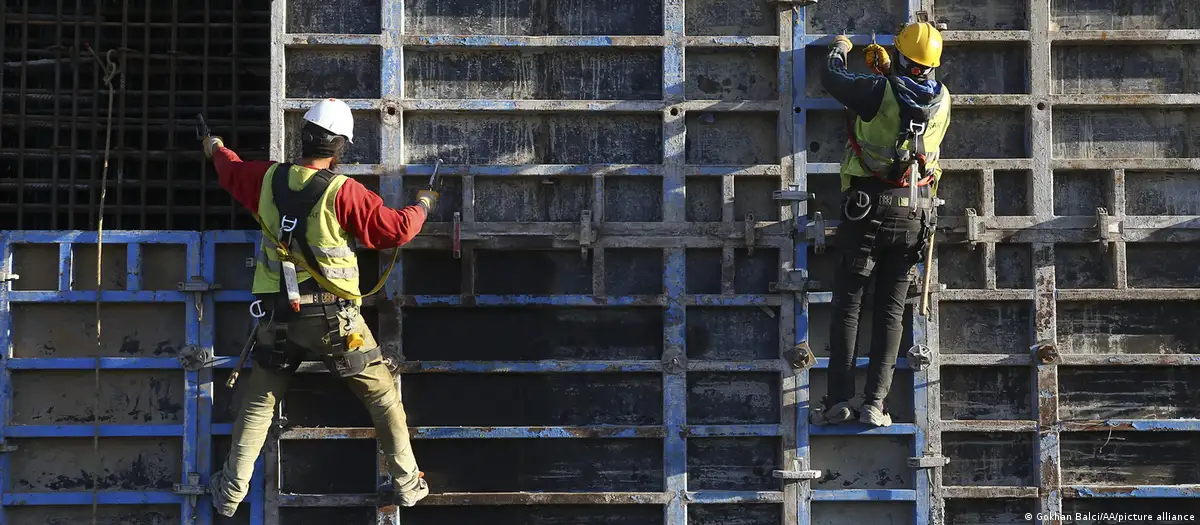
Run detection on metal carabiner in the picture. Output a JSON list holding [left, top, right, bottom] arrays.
[[844, 190, 872, 221]]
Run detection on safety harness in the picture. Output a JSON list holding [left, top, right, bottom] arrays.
[[250, 164, 399, 304], [249, 163, 384, 377]]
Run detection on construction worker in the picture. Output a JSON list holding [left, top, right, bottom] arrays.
[[201, 98, 438, 516], [809, 23, 949, 427]]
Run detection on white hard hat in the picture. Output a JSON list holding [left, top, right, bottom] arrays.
[[303, 98, 354, 143]]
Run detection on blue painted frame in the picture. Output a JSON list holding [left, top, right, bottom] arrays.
[[0, 231, 202, 523]]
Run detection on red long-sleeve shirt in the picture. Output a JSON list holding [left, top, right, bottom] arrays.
[[213, 146, 427, 249]]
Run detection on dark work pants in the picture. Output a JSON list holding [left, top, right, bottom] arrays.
[[826, 190, 927, 410]]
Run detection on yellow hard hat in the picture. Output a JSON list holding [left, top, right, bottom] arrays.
[[894, 22, 943, 68]]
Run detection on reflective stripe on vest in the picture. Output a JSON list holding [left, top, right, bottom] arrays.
[[841, 81, 951, 192], [256, 249, 360, 279], [251, 163, 362, 297]]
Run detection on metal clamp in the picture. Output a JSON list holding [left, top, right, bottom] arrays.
[[770, 269, 821, 293], [744, 213, 757, 255], [965, 208, 983, 249], [452, 211, 462, 260], [1096, 207, 1120, 252], [0, 443, 18, 453], [1033, 341, 1059, 365], [907, 455, 950, 469], [906, 344, 933, 371], [772, 190, 815, 202], [806, 212, 826, 254], [580, 210, 594, 259], [177, 344, 213, 372], [773, 459, 823, 481], [174, 472, 206, 509], [783, 342, 816, 372], [382, 343, 404, 374], [177, 277, 222, 293], [0, 272, 19, 283]]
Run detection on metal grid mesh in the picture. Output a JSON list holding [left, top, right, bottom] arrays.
[[0, 1, 270, 231]]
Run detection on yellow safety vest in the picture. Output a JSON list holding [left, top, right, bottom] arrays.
[[841, 80, 951, 194], [252, 163, 361, 301]]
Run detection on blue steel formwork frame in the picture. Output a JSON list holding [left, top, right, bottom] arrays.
[[0, 231, 205, 523]]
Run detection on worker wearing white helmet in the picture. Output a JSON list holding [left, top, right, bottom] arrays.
[[201, 98, 437, 516]]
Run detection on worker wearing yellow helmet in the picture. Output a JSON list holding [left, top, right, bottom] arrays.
[[811, 22, 949, 428]]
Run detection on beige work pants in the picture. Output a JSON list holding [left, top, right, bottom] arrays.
[[209, 311, 420, 517]]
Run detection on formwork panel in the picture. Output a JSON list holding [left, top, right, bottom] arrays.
[[936, 171, 983, 217], [811, 436, 914, 490], [606, 249, 664, 295], [996, 243, 1033, 288], [812, 503, 914, 525], [686, 49, 779, 101], [687, 373, 780, 425], [684, 0, 776, 36], [11, 304, 186, 357], [1052, 44, 1200, 94], [687, 438, 781, 491], [402, 0, 664, 36], [1063, 501, 1200, 524], [402, 308, 663, 361], [1053, 171, 1107, 216], [1058, 367, 1200, 420], [403, 113, 663, 164], [11, 370, 185, 425], [405, 48, 663, 100], [806, 1, 907, 34], [403, 374, 665, 426], [1125, 171, 1200, 215], [1059, 432, 1200, 485], [606, 177, 665, 222], [804, 47, 890, 99], [940, 108, 1029, 159], [280, 507, 377, 525], [1053, 244, 1110, 288], [994, 171, 1033, 216], [940, 366, 1034, 420], [941, 433, 1035, 486], [280, 440, 378, 494], [1056, 301, 1200, 354], [470, 176, 591, 222], [690, 505, 782, 525], [7, 505, 181, 525], [939, 43, 1030, 94], [9, 437, 181, 491], [400, 505, 664, 525], [476, 250, 593, 294], [938, 302, 1032, 354], [937, 0, 1028, 30], [685, 307, 778, 360], [286, 0, 382, 34], [685, 113, 779, 165], [1053, 110, 1200, 159], [944, 500, 1035, 525], [1050, 0, 1200, 30], [685, 177, 725, 222], [402, 175, 463, 222], [1126, 244, 1200, 288], [284, 47, 382, 99], [414, 439, 665, 492]]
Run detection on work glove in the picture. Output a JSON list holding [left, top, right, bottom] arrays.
[[831, 35, 853, 55], [864, 43, 891, 75], [202, 136, 225, 160], [416, 189, 439, 214]]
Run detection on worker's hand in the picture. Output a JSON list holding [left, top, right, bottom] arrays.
[[416, 189, 439, 214], [202, 136, 224, 160], [831, 35, 853, 55], [864, 43, 891, 75]]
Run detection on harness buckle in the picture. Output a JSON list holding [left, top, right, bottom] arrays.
[[280, 215, 298, 233], [907, 120, 927, 136]]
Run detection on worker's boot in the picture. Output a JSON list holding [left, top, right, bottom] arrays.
[[809, 397, 857, 425], [859, 403, 892, 427], [383, 472, 429, 507]]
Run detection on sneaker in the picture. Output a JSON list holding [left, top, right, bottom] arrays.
[[389, 472, 429, 507], [809, 399, 857, 425], [859, 404, 892, 427]]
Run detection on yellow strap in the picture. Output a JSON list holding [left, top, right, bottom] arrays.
[[252, 213, 398, 301]]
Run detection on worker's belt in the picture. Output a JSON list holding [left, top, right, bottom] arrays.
[[875, 194, 937, 210], [296, 292, 340, 305]]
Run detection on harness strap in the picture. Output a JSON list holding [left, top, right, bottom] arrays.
[[271, 163, 336, 296]]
